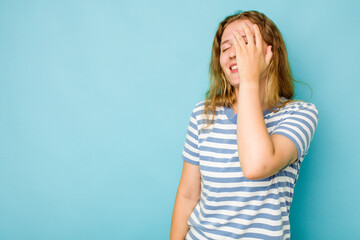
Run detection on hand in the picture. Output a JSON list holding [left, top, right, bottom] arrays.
[[232, 23, 273, 84]]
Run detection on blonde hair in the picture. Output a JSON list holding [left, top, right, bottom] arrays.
[[204, 10, 295, 127]]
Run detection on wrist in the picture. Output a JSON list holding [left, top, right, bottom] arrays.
[[239, 81, 260, 90], [238, 81, 261, 102], [240, 74, 260, 83]]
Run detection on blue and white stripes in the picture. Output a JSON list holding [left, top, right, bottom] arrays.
[[182, 100, 319, 240]]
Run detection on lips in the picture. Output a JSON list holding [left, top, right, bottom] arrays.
[[230, 63, 238, 73]]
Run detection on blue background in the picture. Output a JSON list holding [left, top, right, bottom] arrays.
[[1, 0, 359, 239]]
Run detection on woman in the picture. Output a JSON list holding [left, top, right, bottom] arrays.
[[170, 10, 319, 240]]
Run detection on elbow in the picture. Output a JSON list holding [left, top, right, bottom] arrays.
[[240, 150, 276, 180], [243, 168, 263, 180], [177, 189, 201, 203], [241, 158, 268, 180], [243, 164, 276, 180]]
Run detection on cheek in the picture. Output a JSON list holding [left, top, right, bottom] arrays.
[[219, 56, 227, 71]]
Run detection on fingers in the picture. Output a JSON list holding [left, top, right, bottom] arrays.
[[233, 22, 273, 66], [232, 31, 246, 52], [252, 24, 263, 52], [241, 23, 255, 48], [252, 23, 273, 65]]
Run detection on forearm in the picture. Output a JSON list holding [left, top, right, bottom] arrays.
[[237, 82, 274, 178], [170, 194, 199, 240]]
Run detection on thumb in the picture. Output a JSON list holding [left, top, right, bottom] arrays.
[[265, 45, 273, 65]]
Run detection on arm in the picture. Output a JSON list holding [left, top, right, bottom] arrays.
[[236, 83, 297, 180], [233, 23, 298, 180], [170, 161, 201, 240]]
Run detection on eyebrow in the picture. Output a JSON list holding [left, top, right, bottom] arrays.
[[221, 40, 231, 46], [221, 35, 248, 47]]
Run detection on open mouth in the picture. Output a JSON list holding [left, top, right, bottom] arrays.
[[230, 65, 238, 73]]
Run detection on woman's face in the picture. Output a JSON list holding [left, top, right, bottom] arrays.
[[219, 19, 269, 87]]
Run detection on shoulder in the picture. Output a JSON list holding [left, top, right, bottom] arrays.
[[191, 100, 222, 117], [284, 100, 318, 112], [276, 100, 318, 118], [189, 100, 225, 129], [194, 100, 206, 110], [272, 100, 319, 129], [190, 100, 205, 118]]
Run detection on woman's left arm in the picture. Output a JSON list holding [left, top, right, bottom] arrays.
[[233, 23, 298, 180], [237, 84, 298, 180]]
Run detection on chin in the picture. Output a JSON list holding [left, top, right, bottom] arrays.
[[229, 80, 240, 87]]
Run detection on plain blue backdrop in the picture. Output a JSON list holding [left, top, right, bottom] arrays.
[[1, 0, 359, 239]]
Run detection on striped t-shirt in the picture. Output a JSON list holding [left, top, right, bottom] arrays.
[[182, 99, 319, 240]]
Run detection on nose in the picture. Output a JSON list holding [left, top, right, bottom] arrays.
[[229, 45, 236, 58]]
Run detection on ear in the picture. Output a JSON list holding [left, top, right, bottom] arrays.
[[265, 45, 273, 65]]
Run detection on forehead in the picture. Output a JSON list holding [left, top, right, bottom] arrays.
[[221, 19, 254, 42]]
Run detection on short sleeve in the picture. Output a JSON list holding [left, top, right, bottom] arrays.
[[181, 106, 200, 165], [271, 102, 319, 162]]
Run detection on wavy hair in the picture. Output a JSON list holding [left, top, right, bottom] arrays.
[[204, 10, 295, 128]]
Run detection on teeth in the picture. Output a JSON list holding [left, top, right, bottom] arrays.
[[230, 65, 238, 70]]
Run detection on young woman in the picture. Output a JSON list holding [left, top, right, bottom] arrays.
[[170, 10, 319, 240]]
